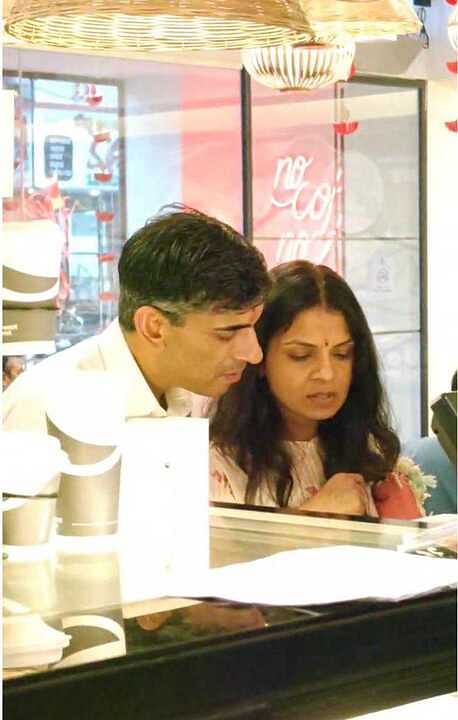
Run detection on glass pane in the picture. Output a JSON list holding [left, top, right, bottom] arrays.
[[3, 54, 242, 355], [251, 82, 343, 271], [341, 83, 419, 239], [374, 331, 421, 443], [344, 238, 420, 333]]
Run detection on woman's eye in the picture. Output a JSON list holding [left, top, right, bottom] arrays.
[[334, 352, 352, 360]]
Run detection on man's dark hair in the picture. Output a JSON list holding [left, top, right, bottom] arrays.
[[211, 260, 400, 506], [118, 204, 269, 330]]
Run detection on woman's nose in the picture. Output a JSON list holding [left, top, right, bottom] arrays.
[[313, 353, 334, 380]]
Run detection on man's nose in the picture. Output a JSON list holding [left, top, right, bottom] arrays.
[[233, 328, 263, 365]]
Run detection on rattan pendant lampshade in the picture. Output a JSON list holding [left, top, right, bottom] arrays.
[[5, 0, 317, 52], [242, 42, 355, 92], [299, 0, 421, 39], [449, 8, 458, 52], [5, 0, 421, 53]]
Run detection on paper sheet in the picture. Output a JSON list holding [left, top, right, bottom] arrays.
[[164, 545, 458, 606]]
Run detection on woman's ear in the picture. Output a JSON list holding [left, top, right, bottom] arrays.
[[133, 306, 168, 348]]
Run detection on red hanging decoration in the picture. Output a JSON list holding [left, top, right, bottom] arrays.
[[94, 171, 113, 183], [94, 131, 111, 143], [85, 84, 103, 107], [445, 120, 458, 132], [446, 61, 458, 74], [96, 210, 115, 223], [3, 198, 19, 212], [348, 62, 356, 80], [98, 253, 116, 263], [46, 180, 61, 199], [99, 291, 117, 302], [445, 0, 457, 6], [334, 121, 359, 135]]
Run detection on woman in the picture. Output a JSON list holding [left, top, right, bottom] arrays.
[[210, 261, 433, 518]]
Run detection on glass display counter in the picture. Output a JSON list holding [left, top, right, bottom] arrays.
[[3, 508, 457, 720]]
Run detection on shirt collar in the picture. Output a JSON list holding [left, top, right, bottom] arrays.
[[97, 320, 192, 419]]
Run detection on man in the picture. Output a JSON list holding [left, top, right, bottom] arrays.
[[3, 205, 269, 432]]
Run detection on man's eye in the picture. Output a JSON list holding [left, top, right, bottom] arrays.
[[217, 331, 236, 340], [334, 351, 352, 360], [288, 354, 311, 362]]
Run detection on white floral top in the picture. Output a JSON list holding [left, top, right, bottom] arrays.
[[210, 439, 379, 515]]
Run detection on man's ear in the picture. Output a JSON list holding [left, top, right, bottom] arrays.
[[133, 306, 169, 348]]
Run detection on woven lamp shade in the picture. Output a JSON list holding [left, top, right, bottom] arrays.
[[242, 42, 355, 92], [5, 0, 317, 52], [5, 0, 421, 53], [298, 0, 421, 39], [449, 8, 458, 52]]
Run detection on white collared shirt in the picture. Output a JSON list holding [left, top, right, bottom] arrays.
[[3, 319, 192, 432]]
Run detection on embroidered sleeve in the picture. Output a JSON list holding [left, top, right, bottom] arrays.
[[371, 458, 437, 519], [395, 455, 437, 508]]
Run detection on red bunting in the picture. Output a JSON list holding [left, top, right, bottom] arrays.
[[96, 211, 115, 223], [334, 121, 359, 135], [99, 291, 117, 301], [94, 131, 111, 143], [85, 84, 103, 107], [94, 171, 113, 183]]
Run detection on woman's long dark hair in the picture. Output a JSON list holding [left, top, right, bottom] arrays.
[[210, 260, 400, 506]]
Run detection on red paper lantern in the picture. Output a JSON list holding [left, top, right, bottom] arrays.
[[86, 84, 103, 107], [96, 211, 115, 223], [3, 198, 19, 211], [94, 171, 113, 183], [46, 181, 61, 199], [86, 96, 102, 107], [99, 291, 117, 301], [445, 0, 457, 6], [94, 131, 111, 143], [334, 121, 359, 135], [445, 120, 458, 132], [446, 61, 458, 74]]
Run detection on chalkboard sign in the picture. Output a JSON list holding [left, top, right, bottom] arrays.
[[44, 135, 73, 181]]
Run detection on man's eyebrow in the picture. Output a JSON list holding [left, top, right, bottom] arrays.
[[283, 339, 354, 348], [214, 323, 254, 332]]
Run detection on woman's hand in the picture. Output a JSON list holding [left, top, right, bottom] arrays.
[[300, 473, 369, 516]]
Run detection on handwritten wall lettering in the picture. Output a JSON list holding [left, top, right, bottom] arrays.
[[270, 155, 343, 265]]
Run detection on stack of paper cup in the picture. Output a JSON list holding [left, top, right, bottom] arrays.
[[45, 371, 125, 537], [2, 431, 67, 546], [2, 219, 64, 355]]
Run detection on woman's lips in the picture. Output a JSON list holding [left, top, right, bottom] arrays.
[[306, 392, 337, 406]]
